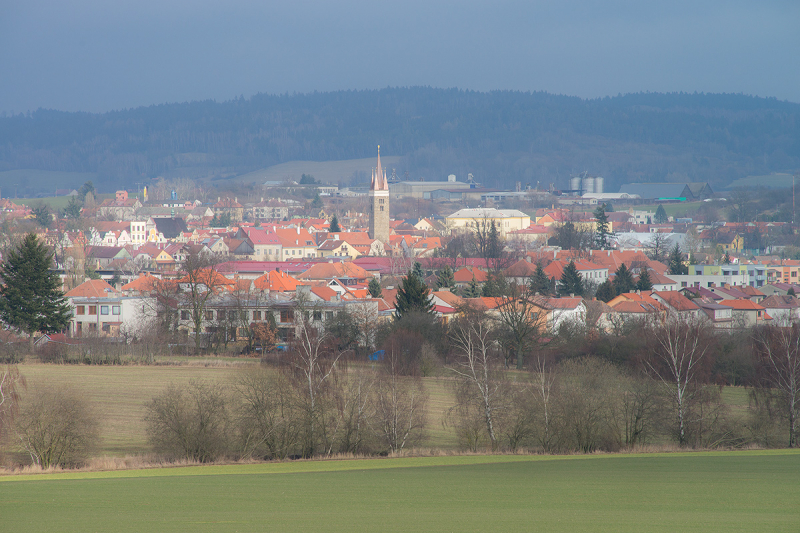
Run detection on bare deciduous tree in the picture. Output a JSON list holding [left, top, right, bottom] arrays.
[[288, 298, 342, 457], [752, 322, 800, 447], [449, 308, 504, 449], [372, 338, 427, 454], [15, 384, 98, 468], [0, 365, 24, 448], [144, 380, 230, 463], [646, 316, 713, 446], [234, 368, 299, 459]]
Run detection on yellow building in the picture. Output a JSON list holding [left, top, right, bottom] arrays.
[[446, 208, 531, 237]]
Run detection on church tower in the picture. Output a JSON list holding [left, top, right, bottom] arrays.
[[368, 145, 390, 244]]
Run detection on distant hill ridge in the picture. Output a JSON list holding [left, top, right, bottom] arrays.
[[0, 88, 797, 195]]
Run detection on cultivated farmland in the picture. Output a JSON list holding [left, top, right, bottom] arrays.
[[2, 451, 798, 532]]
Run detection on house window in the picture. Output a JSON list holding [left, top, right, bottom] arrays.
[[102, 324, 110, 333], [88, 323, 97, 331], [313, 311, 322, 321], [181, 311, 190, 320], [218, 310, 226, 320], [253, 310, 262, 321], [205, 310, 214, 320], [76, 322, 82, 333], [101, 305, 109, 315], [280, 309, 294, 323], [76, 305, 85, 315], [112, 306, 120, 315], [325, 311, 334, 321], [89, 305, 97, 315]]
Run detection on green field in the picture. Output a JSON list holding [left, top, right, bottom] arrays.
[[2, 451, 798, 532], [728, 173, 795, 190], [232, 156, 402, 185], [633, 201, 705, 218], [0, 169, 98, 198]]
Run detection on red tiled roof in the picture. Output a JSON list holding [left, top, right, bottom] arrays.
[[66, 279, 119, 298]]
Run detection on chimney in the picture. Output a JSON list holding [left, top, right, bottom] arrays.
[[218, 197, 220, 202], [296, 227, 300, 235]]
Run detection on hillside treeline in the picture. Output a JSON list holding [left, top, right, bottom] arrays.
[[1, 88, 798, 193]]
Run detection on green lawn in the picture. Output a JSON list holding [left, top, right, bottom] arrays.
[[2, 451, 798, 532]]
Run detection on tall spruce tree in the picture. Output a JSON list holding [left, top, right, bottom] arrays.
[[329, 214, 341, 233], [368, 277, 382, 298], [613, 263, 635, 294], [462, 276, 482, 298], [529, 263, 552, 295], [436, 266, 456, 292], [411, 261, 425, 281], [636, 268, 654, 291], [668, 244, 688, 275], [0, 233, 71, 349], [395, 268, 434, 319], [594, 204, 612, 250], [654, 204, 668, 224], [595, 279, 616, 302], [558, 260, 584, 297]]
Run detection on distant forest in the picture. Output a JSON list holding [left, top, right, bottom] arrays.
[[0, 88, 798, 194]]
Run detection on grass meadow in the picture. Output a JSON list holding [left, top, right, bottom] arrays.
[[9, 362, 758, 458], [2, 451, 799, 532], [10, 362, 462, 456]]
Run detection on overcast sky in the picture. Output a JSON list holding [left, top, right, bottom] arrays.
[[1, 0, 798, 113]]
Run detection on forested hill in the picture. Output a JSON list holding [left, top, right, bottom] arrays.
[[1, 88, 798, 194]]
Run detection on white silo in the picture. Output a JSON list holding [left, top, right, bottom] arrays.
[[584, 177, 596, 194], [570, 176, 582, 195], [595, 176, 604, 194]]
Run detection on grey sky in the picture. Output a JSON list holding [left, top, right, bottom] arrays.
[[1, 0, 798, 113]]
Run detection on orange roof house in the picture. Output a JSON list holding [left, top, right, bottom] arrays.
[[66, 279, 120, 299], [253, 270, 303, 292], [297, 262, 371, 285]]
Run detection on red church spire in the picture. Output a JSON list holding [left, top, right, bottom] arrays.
[[371, 145, 388, 191]]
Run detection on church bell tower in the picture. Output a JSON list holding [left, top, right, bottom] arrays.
[[368, 145, 390, 244]]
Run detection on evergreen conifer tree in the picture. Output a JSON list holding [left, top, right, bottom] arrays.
[[329, 215, 341, 233], [654, 204, 668, 224], [594, 204, 612, 250], [368, 277, 382, 298], [462, 276, 482, 298], [613, 263, 635, 294], [487, 221, 502, 260], [668, 244, 688, 275], [595, 279, 616, 302], [395, 268, 434, 319], [558, 260, 584, 297], [529, 263, 552, 295], [0, 233, 71, 349], [436, 266, 455, 292], [722, 252, 731, 264], [411, 261, 425, 280], [636, 268, 654, 291]]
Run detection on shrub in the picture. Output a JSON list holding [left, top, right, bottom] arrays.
[[15, 384, 99, 468], [144, 380, 230, 463]]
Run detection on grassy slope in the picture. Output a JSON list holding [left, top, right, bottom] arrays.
[[2, 451, 798, 532], [0, 169, 97, 196], [231, 156, 402, 185]]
